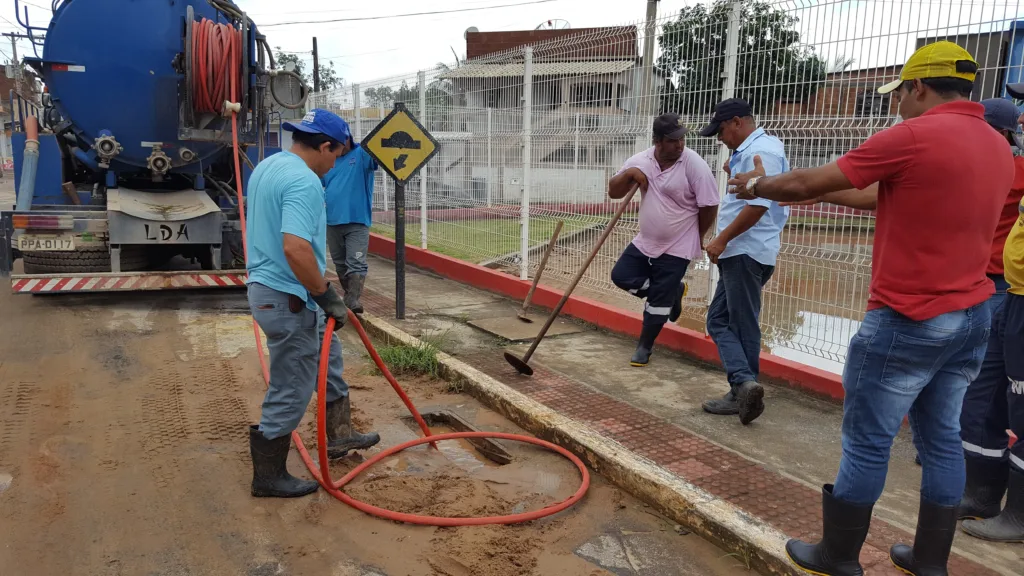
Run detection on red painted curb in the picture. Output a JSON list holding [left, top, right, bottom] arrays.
[[369, 234, 846, 401]]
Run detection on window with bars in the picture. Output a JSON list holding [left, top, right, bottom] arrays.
[[854, 90, 887, 117], [570, 82, 614, 108]]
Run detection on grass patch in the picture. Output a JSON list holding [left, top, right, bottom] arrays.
[[373, 341, 440, 378], [369, 332, 450, 379], [371, 215, 609, 263]]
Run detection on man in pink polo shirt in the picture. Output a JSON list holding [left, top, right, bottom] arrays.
[[609, 113, 720, 366]]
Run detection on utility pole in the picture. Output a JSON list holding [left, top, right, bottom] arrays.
[[638, 0, 659, 118], [636, 0, 659, 152], [3, 32, 22, 96], [312, 37, 320, 94]]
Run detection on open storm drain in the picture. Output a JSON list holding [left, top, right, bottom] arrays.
[[399, 409, 513, 468]]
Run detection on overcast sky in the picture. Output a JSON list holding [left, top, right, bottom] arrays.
[[0, 0, 690, 83], [0, 0, 1022, 90]]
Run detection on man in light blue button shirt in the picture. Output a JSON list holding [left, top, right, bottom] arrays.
[[698, 99, 790, 425]]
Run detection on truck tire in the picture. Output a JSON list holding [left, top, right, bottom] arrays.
[[23, 246, 149, 274]]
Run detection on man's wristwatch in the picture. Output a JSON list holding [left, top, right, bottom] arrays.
[[745, 176, 762, 197]]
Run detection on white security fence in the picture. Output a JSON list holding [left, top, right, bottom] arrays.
[[309, 0, 1024, 374]]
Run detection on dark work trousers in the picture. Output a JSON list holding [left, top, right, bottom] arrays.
[[960, 281, 1024, 474], [611, 243, 690, 327], [706, 254, 775, 389]]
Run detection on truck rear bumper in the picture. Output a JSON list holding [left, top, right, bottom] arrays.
[[12, 270, 247, 293]]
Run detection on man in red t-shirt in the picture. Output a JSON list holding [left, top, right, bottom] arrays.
[[728, 42, 1015, 576]]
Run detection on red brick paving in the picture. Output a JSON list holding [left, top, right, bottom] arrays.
[[358, 288, 996, 576]]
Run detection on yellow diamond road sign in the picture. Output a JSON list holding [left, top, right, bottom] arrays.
[[361, 103, 439, 184]]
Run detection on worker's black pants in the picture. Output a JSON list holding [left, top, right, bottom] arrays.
[[611, 243, 690, 327], [960, 288, 1024, 473]]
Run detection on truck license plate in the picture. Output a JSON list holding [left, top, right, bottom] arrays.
[[18, 234, 76, 251]]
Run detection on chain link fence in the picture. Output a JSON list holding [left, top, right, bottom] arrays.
[[309, 0, 1024, 373]]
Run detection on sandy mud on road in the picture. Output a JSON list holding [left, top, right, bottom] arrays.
[[0, 288, 748, 576]]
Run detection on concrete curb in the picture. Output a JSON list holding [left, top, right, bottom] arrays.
[[357, 311, 800, 576]]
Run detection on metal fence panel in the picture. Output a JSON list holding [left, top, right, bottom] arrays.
[[313, 0, 1024, 374]]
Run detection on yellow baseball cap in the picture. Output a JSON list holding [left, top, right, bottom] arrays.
[[877, 41, 978, 94]]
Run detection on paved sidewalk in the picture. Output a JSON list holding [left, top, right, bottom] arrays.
[[345, 255, 1020, 576]]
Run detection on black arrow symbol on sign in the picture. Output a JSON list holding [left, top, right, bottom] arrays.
[[394, 154, 408, 170]]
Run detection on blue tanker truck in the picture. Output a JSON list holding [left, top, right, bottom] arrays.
[[0, 0, 305, 293]]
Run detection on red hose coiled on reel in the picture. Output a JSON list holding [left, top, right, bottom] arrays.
[[191, 18, 243, 115]]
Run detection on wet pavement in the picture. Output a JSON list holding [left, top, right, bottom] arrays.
[[356, 254, 1023, 576]]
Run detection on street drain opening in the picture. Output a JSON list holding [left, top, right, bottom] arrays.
[[400, 410, 512, 471]]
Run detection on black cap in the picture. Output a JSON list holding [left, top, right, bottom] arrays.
[[653, 113, 689, 140], [699, 98, 753, 137], [1008, 83, 1024, 99]]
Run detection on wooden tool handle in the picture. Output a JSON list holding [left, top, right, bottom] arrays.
[[520, 220, 564, 312], [522, 184, 639, 363]]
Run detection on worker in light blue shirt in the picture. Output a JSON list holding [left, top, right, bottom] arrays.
[[323, 136, 377, 315], [697, 98, 790, 425], [245, 108, 379, 499]]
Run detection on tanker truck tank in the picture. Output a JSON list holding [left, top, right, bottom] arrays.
[[1, 0, 308, 283]]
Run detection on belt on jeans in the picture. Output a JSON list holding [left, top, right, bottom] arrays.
[[288, 294, 304, 313]]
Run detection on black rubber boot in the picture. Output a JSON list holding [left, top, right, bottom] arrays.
[[957, 456, 1008, 521], [630, 324, 662, 367], [702, 390, 739, 415], [669, 282, 687, 323], [786, 484, 873, 576], [344, 274, 365, 315], [961, 466, 1024, 543], [249, 425, 319, 498], [890, 496, 958, 575], [736, 380, 765, 425], [326, 396, 380, 459]]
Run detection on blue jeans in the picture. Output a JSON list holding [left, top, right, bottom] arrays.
[[327, 223, 370, 278], [248, 282, 348, 440], [611, 242, 690, 327], [960, 282, 1024, 473], [833, 303, 991, 506], [706, 254, 775, 388]]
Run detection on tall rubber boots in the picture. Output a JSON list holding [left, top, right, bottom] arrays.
[[344, 274, 366, 315], [326, 395, 380, 459], [958, 456, 1008, 520], [961, 466, 1024, 543], [630, 324, 662, 367], [890, 496, 958, 575], [786, 484, 873, 576], [249, 425, 318, 498]]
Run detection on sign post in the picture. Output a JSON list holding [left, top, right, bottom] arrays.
[[360, 102, 439, 320], [394, 181, 405, 317]]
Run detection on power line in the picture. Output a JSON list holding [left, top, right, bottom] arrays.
[[248, 0, 523, 18], [260, 0, 556, 28]]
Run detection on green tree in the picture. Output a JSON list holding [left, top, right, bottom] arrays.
[[363, 69, 456, 130], [273, 48, 344, 91], [657, 0, 827, 115]]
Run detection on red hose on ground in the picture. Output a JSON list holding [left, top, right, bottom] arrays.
[[203, 18, 589, 525]]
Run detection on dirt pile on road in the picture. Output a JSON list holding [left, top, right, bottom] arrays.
[[348, 472, 514, 518], [426, 526, 541, 576]]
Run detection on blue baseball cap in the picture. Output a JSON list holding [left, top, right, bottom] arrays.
[[283, 108, 351, 145], [981, 98, 1023, 149]]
